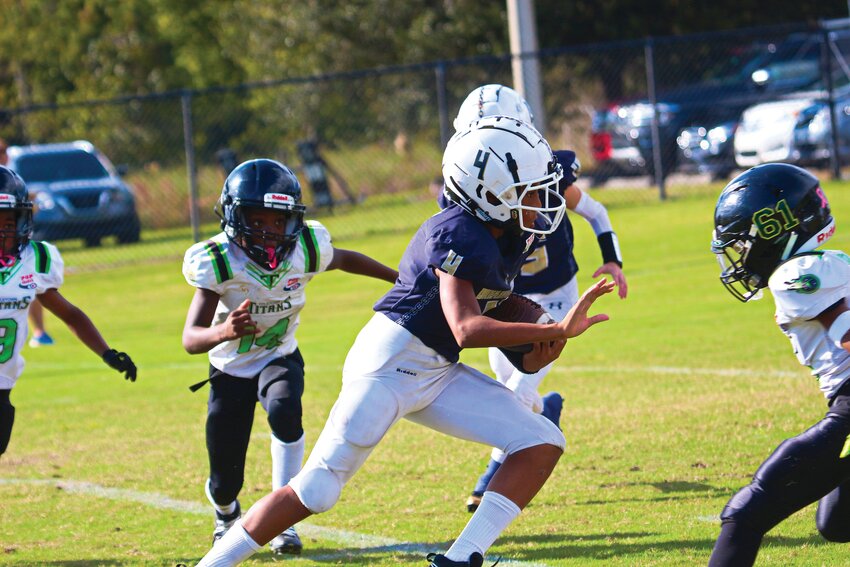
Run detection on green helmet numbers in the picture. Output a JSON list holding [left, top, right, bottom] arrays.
[[752, 199, 799, 240]]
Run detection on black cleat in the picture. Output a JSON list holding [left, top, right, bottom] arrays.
[[427, 552, 500, 566]]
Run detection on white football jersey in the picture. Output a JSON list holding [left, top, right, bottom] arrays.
[[182, 221, 334, 378], [0, 241, 64, 389], [769, 249, 850, 398]]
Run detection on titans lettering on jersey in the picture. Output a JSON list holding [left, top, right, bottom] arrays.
[[374, 206, 535, 361], [182, 221, 334, 378], [0, 241, 64, 390], [769, 250, 850, 399]]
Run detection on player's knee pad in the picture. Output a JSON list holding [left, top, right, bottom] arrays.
[[0, 394, 14, 456], [289, 466, 343, 513], [504, 416, 565, 456], [267, 395, 303, 443], [719, 483, 781, 535], [816, 488, 850, 542]]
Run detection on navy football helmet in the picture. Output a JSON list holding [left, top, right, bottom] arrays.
[[711, 163, 834, 302], [0, 166, 33, 266], [215, 159, 306, 270]]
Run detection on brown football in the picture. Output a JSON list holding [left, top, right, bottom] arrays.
[[485, 293, 555, 353]]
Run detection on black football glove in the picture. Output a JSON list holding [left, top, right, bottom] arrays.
[[102, 349, 137, 382]]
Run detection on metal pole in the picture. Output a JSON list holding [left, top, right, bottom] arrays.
[[507, 0, 546, 134], [822, 28, 842, 180], [435, 63, 451, 147], [644, 38, 667, 200], [181, 93, 201, 243]]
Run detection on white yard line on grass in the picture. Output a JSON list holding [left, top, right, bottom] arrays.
[[0, 477, 550, 566], [27, 361, 802, 380]]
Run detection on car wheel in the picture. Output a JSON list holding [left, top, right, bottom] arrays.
[[117, 218, 141, 244]]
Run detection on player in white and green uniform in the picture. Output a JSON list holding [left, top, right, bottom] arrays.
[[0, 166, 136, 456], [709, 163, 850, 566], [181, 159, 397, 556]]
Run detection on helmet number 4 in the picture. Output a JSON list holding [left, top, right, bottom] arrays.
[[237, 316, 290, 353], [752, 199, 799, 240]]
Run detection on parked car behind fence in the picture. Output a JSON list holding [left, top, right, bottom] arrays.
[[6, 141, 141, 247]]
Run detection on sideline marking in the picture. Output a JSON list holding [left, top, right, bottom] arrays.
[[0, 478, 550, 566], [26, 361, 801, 380]]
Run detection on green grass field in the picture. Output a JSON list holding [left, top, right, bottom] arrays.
[[2, 181, 850, 566]]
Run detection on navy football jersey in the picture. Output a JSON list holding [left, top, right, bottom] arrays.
[[373, 206, 536, 361]]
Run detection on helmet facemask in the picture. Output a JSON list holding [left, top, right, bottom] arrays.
[[712, 228, 764, 302], [0, 202, 32, 269], [501, 164, 566, 235], [227, 205, 304, 271]]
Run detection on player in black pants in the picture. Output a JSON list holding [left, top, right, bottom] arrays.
[[708, 163, 850, 565]]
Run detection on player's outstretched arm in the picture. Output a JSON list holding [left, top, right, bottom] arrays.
[[38, 288, 137, 381], [327, 247, 398, 283], [182, 289, 257, 354]]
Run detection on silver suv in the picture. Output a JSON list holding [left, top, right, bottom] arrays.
[[6, 141, 141, 247]]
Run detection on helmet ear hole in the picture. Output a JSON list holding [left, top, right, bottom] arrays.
[[485, 192, 501, 207]]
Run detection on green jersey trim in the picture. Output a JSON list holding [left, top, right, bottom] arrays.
[[30, 241, 51, 274], [204, 240, 233, 284], [300, 226, 319, 273]]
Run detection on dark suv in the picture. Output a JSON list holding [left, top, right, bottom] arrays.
[[6, 141, 141, 247], [590, 29, 850, 183]]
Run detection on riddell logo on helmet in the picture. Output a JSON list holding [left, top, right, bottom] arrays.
[[818, 223, 836, 243], [0, 194, 15, 206], [265, 193, 294, 207]]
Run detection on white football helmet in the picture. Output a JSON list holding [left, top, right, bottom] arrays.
[[453, 84, 535, 131], [442, 116, 565, 235]]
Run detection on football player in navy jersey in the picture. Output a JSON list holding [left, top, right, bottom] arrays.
[[194, 117, 616, 567], [445, 84, 628, 511], [708, 163, 850, 566]]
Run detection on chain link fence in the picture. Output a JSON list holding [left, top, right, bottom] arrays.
[[1, 20, 849, 270]]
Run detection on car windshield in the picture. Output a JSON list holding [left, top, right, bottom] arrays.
[[14, 150, 109, 183]]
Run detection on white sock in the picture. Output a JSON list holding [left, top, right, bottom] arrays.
[[445, 491, 521, 561], [196, 522, 261, 566], [489, 448, 507, 463], [271, 433, 305, 490], [205, 478, 237, 516]]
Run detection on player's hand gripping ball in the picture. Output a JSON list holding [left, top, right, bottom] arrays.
[[484, 293, 554, 352]]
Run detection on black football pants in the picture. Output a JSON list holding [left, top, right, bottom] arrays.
[[709, 388, 850, 566], [205, 350, 305, 506]]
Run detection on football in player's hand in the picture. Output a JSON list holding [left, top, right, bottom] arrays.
[[484, 293, 554, 352]]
